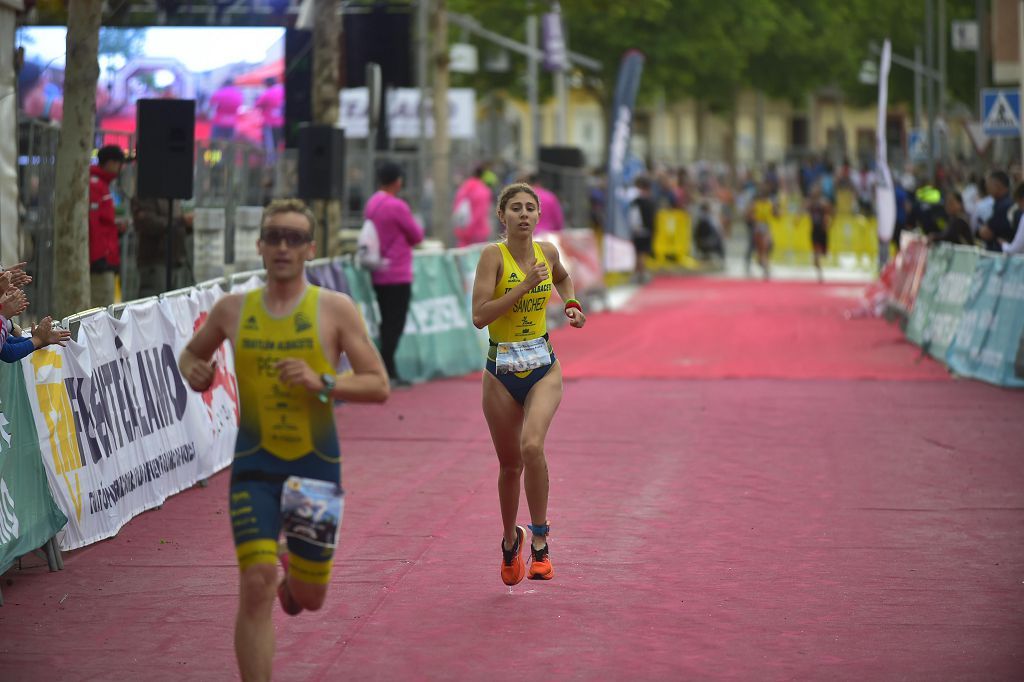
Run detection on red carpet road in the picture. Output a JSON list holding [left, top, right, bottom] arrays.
[[2, 277, 1022, 681]]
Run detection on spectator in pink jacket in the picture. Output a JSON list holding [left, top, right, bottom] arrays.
[[526, 173, 565, 234], [255, 77, 284, 158], [364, 162, 425, 385], [452, 165, 494, 247], [209, 77, 243, 141]]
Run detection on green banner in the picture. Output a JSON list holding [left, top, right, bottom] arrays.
[[946, 254, 1024, 388], [906, 243, 952, 347], [0, 361, 68, 574], [340, 259, 382, 340], [395, 251, 485, 382], [451, 246, 491, 356], [922, 245, 979, 359]]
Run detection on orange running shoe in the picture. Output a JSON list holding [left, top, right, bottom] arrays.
[[500, 526, 528, 586], [527, 542, 554, 580]]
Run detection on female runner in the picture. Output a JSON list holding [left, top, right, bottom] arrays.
[[471, 182, 586, 585]]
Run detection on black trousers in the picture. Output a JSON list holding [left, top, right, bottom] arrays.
[[373, 283, 412, 380]]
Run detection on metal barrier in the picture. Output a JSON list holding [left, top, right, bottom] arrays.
[[15, 116, 589, 309], [17, 118, 59, 323]]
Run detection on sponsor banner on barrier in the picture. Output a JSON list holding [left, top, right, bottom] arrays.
[[946, 254, 1024, 388], [23, 293, 239, 550], [306, 260, 357, 373], [906, 245, 978, 357], [0, 361, 68, 573], [891, 236, 929, 312], [450, 245, 491, 355], [906, 245, 951, 345], [537, 229, 605, 296], [173, 290, 242, 477], [395, 252, 484, 382], [306, 259, 351, 297], [338, 260, 381, 341], [1017, 332, 1024, 379]]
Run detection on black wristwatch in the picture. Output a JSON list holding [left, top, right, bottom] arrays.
[[317, 373, 336, 404]]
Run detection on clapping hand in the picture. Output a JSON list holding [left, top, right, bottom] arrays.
[[0, 287, 28, 318], [4, 262, 32, 288], [32, 316, 71, 348]]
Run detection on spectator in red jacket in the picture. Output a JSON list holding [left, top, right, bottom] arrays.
[[89, 145, 126, 308]]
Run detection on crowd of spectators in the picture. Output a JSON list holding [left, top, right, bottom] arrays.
[[581, 154, 1024, 277]]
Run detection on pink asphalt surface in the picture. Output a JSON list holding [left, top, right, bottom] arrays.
[[2, 277, 1023, 681]]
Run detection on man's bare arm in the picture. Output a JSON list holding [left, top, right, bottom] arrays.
[[330, 294, 390, 403], [179, 294, 240, 392]]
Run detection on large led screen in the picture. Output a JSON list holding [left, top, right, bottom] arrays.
[[16, 26, 285, 149]]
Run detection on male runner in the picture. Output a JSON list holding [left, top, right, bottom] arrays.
[[179, 199, 389, 682]]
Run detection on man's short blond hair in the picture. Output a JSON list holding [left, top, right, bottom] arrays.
[[260, 198, 317, 236]]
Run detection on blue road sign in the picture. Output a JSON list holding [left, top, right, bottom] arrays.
[[981, 89, 1021, 137]]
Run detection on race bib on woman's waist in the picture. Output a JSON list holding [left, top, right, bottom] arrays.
[[495, 337, 551, 375], [281, 476, 345, 549]]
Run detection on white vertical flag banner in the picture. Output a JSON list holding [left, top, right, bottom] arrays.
[[875, 39, 897, 243]]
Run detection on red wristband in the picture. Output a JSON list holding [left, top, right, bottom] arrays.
[[564, 300, 582, 314]]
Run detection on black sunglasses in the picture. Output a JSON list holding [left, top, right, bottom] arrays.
[[260, 226, 313, 247]]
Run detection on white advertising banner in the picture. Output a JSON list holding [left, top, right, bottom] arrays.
[[22, 291, 239, 550], [339, 87, 476, 139]]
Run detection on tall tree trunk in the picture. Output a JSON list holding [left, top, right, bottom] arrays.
[[312, 0, 340, 256], [430, 0, 451, 245], [312, 0, 340, 126], [52, 0, 101, 319]]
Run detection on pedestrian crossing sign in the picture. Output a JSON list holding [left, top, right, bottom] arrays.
[[981, 89, 1021, 137]]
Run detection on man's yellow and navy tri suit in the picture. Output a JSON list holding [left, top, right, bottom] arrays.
[[229, 285, 340, 584], [486, 241, 555, 405]]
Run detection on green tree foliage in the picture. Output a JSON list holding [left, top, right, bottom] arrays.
[[98, 27, 146, 64], [447, 0, 981, 113]]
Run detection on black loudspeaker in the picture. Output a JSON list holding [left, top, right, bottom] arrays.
[[284, 28, 313, 149], [344, 6, 412, 88], [136, 99, 195, 199], [298, 125, 345, 200], [538, 146, 587, 228], [539, 146, 585, 169], [538, 146, 586, 193]]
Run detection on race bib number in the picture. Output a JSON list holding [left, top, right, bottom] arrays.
[[495, 337, 551, 375], [280, 476, 345, 549]]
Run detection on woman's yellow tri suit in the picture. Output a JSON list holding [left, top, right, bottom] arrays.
[[485, 242, 556, 405]]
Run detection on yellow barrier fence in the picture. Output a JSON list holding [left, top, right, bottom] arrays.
[[649, 209, 700, 270], [769, 212, 877, 270]]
